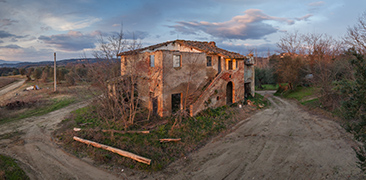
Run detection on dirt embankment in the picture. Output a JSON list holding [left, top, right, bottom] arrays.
[[0, 88, 363, 179]]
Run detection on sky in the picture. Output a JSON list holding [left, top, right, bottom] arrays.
[[0, 0, 365, 62]]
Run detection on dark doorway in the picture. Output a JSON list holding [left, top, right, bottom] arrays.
[[226, 82, 233, 105], [245, 83, 251, 98], [171, 93, 181, 113], [152, 97, 158, 115], [218, 56, 221, 74]]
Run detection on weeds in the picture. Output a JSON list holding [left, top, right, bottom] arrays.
[[0, 98, 75, 124], [0, 154, 29, 180], [56, 105, 242, 171]]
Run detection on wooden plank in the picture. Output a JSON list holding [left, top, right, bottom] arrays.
[[73, 128, 149, 134], [159, 138, 181, 143], [73, 136, 151, 165]]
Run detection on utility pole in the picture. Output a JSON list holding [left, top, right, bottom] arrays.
[[54, 52, 57, 92]]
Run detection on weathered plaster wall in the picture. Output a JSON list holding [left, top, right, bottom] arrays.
[[160, 50, 208, 116], [190, 60, 245, 116], [120, 47, 249, 117]]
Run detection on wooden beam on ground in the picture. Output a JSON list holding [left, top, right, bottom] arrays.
[[73, 136, 151, 165], [159, 138, 181, 143], [73, 128, 149, 134]]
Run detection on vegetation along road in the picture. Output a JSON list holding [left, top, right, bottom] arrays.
[[0, 87, 363, 179]]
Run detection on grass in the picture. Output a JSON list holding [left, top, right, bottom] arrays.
[[55, 96, 269, 172], [0, 98, 76, 125], [280, 86, 317, 102], [0, 154, 29, 180], [0, 77, 17, 89], [255, 84, 278, 91], [247, 93, 270, 108]]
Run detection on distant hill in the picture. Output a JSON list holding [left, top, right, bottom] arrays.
[[0, 58, 118, 68], [0, 60, 22, 65]]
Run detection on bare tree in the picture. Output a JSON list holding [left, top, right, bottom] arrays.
[[87, 28, 147, 131], [345, 12, 366, 54], [303, 33, 345, 110], [277, 31, 305, 55]]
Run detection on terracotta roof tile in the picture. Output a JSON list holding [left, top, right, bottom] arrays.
[[118, 40, 245, 59]]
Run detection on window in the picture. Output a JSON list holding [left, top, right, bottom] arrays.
[[150, 55, 155, 67], [236, 60, 239, 69], [228, 59, 233, 70], [206, 56, 212, 66], [173, 55, 181, 67]]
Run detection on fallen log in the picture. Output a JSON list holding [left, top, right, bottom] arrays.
[[73, 128, 149, 134], [73, 136, 151, 165], [159, 138, 181, 143]]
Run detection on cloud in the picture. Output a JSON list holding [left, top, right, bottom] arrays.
[[0, 44, 21, 49], [42, 15, 101, 31], [38, 30, 96, 51], [219, 41, 279, 55], [308, 1, 325, 7], [0, 19, 17, 27], [0, 30, 27, 40], [169, 9, 305, 40], [295, 14, 313, 21]]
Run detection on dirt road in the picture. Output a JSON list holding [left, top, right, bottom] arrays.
[[0, 79, 26, 97], [151, 91, 362, 179], [0, 89, 363, 179], [0, 100, 121, 180]]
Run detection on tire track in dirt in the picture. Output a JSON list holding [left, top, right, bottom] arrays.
[[0, 100, 121, 180], [150, 92, 363, 180]]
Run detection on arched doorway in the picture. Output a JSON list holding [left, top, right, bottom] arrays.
[[226, 81, 233, 105]]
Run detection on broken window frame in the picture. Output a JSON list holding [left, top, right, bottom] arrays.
[[173, 54, 181, 68], [206, 56, 212, 67]]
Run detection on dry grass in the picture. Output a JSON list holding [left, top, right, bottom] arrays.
[[0, 80, 95, 124], [0, 77, 16, 89], [54, 97, 265, 172]]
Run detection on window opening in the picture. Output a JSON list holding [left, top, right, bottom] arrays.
[[206, 56, 212, 66], [150, 55, 155, 67], [173, 55, 181, 67]]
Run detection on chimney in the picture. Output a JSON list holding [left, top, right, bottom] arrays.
[[209, 41, 216, 47]]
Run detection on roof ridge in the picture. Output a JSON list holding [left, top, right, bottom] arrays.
[[118, 39, 245, 59]]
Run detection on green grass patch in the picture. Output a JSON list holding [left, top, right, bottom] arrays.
[[281, 87, 316, 102], [255, 84, 278, 91], [0, 154, 29, 180], [0, 98, 76, 124]]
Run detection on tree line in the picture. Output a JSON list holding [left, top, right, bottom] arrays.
[[254, 12, 366, 171]]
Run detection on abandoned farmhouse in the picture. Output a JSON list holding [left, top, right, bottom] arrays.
[[117, 40, 255, 117]]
